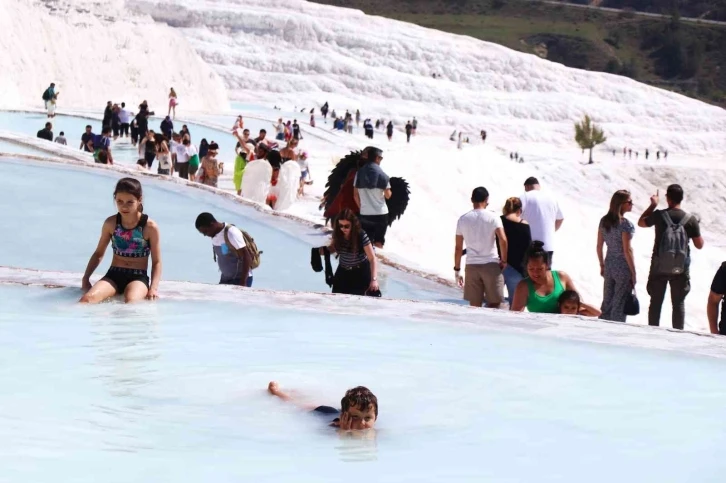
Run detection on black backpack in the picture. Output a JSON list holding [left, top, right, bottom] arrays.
[[654, 211, 692, 275], [42, 88, 51, 101]]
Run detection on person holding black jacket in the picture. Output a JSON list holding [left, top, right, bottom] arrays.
[[322, 209, 379, 296]]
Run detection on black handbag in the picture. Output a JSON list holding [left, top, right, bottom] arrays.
[[624, 289, 640, 316]]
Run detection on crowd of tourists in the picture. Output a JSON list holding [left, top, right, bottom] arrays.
[[452, 178, 726, 334], [33, 85, 726, 335]]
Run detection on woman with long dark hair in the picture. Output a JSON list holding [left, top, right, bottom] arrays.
[[80, 178, 162, 304], [597, 190, 636, 321], [325, 209, 379, 295]]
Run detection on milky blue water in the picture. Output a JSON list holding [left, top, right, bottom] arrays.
[[2, 110, 725, 482], [0, 139, 51, 156], [1, 284, 725, 482], [0, 158, 459, 301]]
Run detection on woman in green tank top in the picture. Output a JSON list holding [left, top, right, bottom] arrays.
[[510, 241, 600, 316]]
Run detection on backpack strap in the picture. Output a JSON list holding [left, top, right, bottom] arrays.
[[678, 213, 691, 227], [660, 210, 674, 227], [223, 225, 242, 259]]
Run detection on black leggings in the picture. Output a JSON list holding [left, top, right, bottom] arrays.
[[332, 261, 370, 295]]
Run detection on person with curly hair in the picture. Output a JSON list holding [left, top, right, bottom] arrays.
[[322, 209, 380, 296]]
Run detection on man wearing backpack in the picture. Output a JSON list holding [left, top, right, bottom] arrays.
[[638, 184, 704, 329], [195, 212, 259, 287], [42, 83, 56, 118]]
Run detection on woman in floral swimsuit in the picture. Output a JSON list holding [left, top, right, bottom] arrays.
[[80, 178, 162, 304]]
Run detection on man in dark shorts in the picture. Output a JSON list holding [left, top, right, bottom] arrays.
[[708, 263, 726, 335], [354, 147, 391, 248], [268, 382, 378, 431]]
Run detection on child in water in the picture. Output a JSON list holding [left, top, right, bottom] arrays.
[[558, 290, 601, 317], [268, 381, 377, 432], [80, 178, 162, 304]]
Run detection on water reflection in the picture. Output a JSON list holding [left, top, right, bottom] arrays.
[[335, 429, 378, 462], [86, 302, 161, 452]]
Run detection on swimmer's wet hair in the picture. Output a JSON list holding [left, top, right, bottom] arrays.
[[558, 290, 581, 309], [341, 386, 378, 417]]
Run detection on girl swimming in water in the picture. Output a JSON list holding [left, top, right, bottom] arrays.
[[80, 178, 162, 304]]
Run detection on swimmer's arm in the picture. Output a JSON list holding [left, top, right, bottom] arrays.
[[82, 218, 113, 286], [510, 280, 528, 312], [267, 382, 318, 411], [560, 272, 600, 316], [578, 303, 601, 318], [146, 220, 162, 292]]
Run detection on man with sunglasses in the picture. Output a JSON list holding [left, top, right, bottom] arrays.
[[353, 147, 391, 248]]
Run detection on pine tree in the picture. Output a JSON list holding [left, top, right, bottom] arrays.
[[574, 115, 607, 164]]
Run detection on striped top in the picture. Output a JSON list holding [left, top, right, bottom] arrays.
[[336, 231, 371, 268]]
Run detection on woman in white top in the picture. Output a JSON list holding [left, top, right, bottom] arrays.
[[274, 118, 285, 141]]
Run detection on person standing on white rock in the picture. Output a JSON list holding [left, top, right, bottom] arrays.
[[520, 177, 563, 265], [42, 83, 56, 118], [454, 187, 508, 309]]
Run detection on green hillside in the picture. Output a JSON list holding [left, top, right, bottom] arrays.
[[311, 0, 726, 107]]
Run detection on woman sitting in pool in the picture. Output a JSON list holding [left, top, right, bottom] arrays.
[[510, 241, 599, 316], [268, 381, 377, 432], [80, 178, 162, 304]]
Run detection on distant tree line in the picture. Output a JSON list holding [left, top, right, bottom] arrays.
[[599, 0, 726, 21]]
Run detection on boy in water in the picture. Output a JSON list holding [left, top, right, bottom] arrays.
[[268, 381, 377, 431]]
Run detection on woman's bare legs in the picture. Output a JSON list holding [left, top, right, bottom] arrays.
[[124, 280, 149, 303], [79, 279, 117, 304]]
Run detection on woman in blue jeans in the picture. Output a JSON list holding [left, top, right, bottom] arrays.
[[499, 197, 532, 305]]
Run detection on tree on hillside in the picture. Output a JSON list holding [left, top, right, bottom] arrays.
[[574, 114, 607, 164]]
